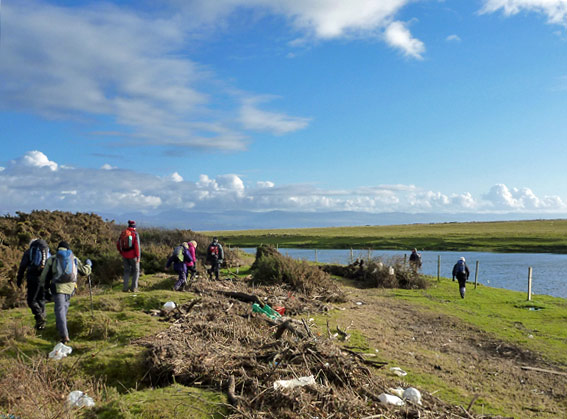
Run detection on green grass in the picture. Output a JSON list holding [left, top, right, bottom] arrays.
[[392, 276, 567, 364], [203, 219, 567, 253]]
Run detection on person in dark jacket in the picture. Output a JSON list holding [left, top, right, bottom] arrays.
[[39, 241, 92, 343], [17, 239, 50, 330], [452, 257, 470, 299], [165, 242, 194, 291], [409, 248, 422, 272], [117, 220, 141, 292], [206, 237, 224, 280]]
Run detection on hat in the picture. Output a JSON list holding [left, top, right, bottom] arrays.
[[58, 241, 70, 249], [182, 242, 189, 249], [213, 237, 218, 243], [128, 220, 136, 227], [459, 257, 465, 262], [189, 240, 197, 248]]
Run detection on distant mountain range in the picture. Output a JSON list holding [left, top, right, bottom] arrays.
[[98, 210, 567, 231]]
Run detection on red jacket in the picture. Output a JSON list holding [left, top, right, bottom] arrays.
[[117, 227, 141, 260]]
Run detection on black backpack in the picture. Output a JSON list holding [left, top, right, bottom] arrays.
[[29, 240, 50, 272]]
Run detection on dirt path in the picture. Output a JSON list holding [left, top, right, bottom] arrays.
[[334, 285, 567, 418]]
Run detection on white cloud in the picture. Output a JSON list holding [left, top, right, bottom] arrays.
[[446, 34, 461, 42], [2, 151, 566, 216], [0, 1, 309, 152], [384, 21, 426, 59], [240, 97, 310, 134], [20, 151, 58, 171], [170, 172, 184, 183], [101, 164, 116, 170], [169, 0, 423, 58], [481, 0, 567, 25]]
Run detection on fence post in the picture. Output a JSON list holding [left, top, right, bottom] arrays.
[[368, 248, 371, 262], [474, 261, 479, 289], [315, 249, 318, 263], [404, 254, 407, 265], [527, 267, 533, 301], [350, 248, 353, 264], [437, 255, 441, 282]]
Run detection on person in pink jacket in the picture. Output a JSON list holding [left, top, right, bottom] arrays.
[[185, 240, 198, 283]]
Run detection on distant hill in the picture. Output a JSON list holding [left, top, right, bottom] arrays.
[[100, 209, 567, 231]]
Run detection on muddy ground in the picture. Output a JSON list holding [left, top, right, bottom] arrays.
[[337, 281, 567, 418]]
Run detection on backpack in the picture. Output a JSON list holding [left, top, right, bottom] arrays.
[[208, 244, 219, 259], [456, 260, 466, 274], [174, 245, 185, 263], [54, 249, 78, 283], [119, 229, 135, 252], [29, 241, 50, 270]]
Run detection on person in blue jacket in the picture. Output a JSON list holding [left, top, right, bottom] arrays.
[[452, 257, 470, 299], [165, 242, 194, 291]]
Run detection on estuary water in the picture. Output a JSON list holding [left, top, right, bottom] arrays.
[[241, 248, 567, 299]]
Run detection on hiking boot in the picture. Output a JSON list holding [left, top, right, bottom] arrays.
[[61, 337, 70, 344], [35, 319, 46, 330]]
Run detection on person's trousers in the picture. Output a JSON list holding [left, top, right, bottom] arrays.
[[457, 278, 467, 299], [53, 293, 71, 341], [123, 258, 140, 291], [174, 269, 187, 291], [207, 260, 220, 279], [26, 276, 46, 323]]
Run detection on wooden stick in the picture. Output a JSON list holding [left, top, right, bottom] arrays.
[[521, 365, 567, 376]]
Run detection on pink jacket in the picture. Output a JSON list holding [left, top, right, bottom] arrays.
[[185, 242, 196, 267]]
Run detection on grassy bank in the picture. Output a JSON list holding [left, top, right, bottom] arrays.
[[202, 219, 567, 253]]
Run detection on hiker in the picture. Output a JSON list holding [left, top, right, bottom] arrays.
[[409, 248, 422, 272], [117, 220, 141, 292], [39, 241, 92, 343], [165, 242, 194, 291], [16, 239, 51, 330], [452, 257, 470, 299], [186, 240, 198, 283], [206, 237, 224, 280]]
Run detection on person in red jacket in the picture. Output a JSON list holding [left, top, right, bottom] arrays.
[[117, 220, 141, 292]]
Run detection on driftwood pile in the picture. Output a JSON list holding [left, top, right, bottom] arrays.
[[137, 276, 500, 418]]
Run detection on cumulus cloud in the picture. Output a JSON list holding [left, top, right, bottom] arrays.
[[19, 151, 58, 171], [170, 172, 184, 183], [446, 34, 461, 42], [384, 21, 426, 59], [168, 0, 423, 58], [101, 164, 116, 170], [481, 0, 567, 25], [2, 151, 566, 216]]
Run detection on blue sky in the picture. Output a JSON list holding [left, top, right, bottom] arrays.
[[1, 0, 567, 224]]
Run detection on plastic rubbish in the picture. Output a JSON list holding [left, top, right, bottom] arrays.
[[388, 387, 404, 398], [378, 393, 405, 406], [48, 343, 72, 360], [274, 306, 286, 316], [162, 301, 176, 311], [274, 375, 316, 390], [390, 367, 407, 376], [67, 390, 95, 408], [403, 387, 422, 405], [388, 266, 395, 276], [252, 303, 282, 320]]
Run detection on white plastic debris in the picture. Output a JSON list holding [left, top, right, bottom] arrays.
[[274, 375, 316, 390], [388, 266, 395, 276], [378, 393, 405, 406], [390, 367, 407, 377], [48, 342, 72, 360], [388, 387, 404, 398], [403, 387, 422, 405], [162, 301, 176, 311], [67, 391, 95, 408]]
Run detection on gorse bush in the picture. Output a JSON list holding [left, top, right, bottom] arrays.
[[0, 211, 230, 308], [251, 245, 346, 302]]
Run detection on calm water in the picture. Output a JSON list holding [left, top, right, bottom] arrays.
[[241, 248, 567, 299]]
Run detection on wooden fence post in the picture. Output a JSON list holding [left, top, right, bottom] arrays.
[[474, 261, 479, 289], [315, 249, 318, 263], [437, 255, 441, 282], [527, 267, 533, 301], [368, 248, 371, 262], [350, 248, 353, 264]]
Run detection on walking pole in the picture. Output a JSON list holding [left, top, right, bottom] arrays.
[[88, 274, 94, 318]]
